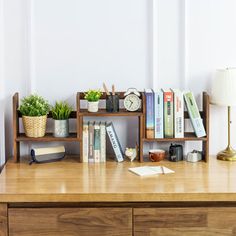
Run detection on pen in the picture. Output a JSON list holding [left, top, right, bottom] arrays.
[[103, 83, 110, 96], [112, 84, 115, 95], [161, 166, 165, 174]]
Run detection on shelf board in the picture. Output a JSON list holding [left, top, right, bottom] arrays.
[[143, 133, 208, 142], [17, 111, 77, 118], [16, 133, 80, 142], [78, 109, 143, 117]]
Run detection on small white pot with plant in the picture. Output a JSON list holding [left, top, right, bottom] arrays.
[[19, 94, 50, 138], [84, 90, 102, 112], [51, 101, 73, 137]]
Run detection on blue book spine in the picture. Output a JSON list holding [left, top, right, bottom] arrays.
[[154, 91, 164, 138], [145, 89, 154, 139]]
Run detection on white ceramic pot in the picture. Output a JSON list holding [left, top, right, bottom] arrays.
[[88, 101, 99, 112], [53, 119, 69, 137]]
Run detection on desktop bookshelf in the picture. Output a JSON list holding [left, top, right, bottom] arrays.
[[76, 92, 145, 163], [140, 91, 210, 162], [12, 92, 144, 163], [12, 91, 209, 163]]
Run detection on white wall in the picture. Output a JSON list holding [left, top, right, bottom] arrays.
[[1, 0, 236, 164], [0, 0, 5, 166]]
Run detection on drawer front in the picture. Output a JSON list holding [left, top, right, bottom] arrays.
[[9, 207, 132, 236], [134, 207, 236, 236], [0, 204, 8, 236]]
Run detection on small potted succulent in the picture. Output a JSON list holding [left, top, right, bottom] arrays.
[[19, 94, 50, 138], [84, 89, 102, 112], [51, 101, 73, 137]]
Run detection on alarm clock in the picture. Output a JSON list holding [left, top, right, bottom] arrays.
[[124, 88, 141, 111]]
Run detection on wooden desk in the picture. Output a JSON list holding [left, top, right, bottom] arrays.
[[1, 157, 236, 235]]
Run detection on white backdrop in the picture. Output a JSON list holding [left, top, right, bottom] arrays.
[[1, 0, 236, 165]]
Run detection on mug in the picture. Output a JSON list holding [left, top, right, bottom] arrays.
[[169, 144, 183, 162], [149, 149, 165, 162]]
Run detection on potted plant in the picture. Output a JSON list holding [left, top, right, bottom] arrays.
[[19, 94, 50, 138], [84, 89, 102, 112], [51, 101, 73, 137]]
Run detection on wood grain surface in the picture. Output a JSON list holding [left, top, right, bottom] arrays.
[[1, 156, 236, 203], [0, 204, 8, 236], [9, 208, 132, 236], [134, 207, 236, 236]]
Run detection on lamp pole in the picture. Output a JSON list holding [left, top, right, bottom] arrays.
[[217, 106, 236, 160]]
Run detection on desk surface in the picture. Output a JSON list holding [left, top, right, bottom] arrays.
[[0, 157, 236, 203]]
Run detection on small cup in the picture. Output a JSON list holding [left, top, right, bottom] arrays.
[[106, 94, 119, 112], [112, 94, 119, 112], [106, 95, 113, 112], [149, 149, 166, 162]]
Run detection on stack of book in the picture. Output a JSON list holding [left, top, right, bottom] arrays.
[[82, 122, 124, 163], [145, 89, 206, 138]]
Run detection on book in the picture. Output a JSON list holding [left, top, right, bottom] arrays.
[[82, 122, 89, 162], [106, 122, 124, 162], [145, 89, 154, 138], [162, 89, 174, 138], [184, 91, 206, 138], [94, 123, 101, 163], [100, 122, 106, 163], [154, 90, 164, 138], [88, 121, 94, 163], [172, 89, 184, 138], [129, 166, 175, 177]]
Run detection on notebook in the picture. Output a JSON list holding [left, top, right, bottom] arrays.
[[129, 166, 174, 177]]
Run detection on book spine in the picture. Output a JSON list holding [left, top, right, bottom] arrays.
[[100, 122, 106, 162], [164, 91, 174, 138], [88, 123, 94, 162], [93, 124, 100, 163], [154, 91, 164, 138], [184, 92, 206, 138], [174, 91, 184, 138], [82, 123, 89, 162], [145, 91, 154, 138], [106, 123, 124, 162]]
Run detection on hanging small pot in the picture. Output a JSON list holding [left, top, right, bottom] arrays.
[[88, 101, 99, 112], [53, 119, 69, 137]]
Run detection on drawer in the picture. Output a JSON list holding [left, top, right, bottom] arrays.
[[9, 207, 132, 236], [134, 207, 236, 236]]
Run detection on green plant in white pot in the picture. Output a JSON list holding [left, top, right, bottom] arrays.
[[51, 101, 73, 137], [19, 94, 50, 138], [84, 89, 102, 112]]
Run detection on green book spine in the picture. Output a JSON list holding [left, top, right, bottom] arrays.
[[94, 124, 101, 163], [184, 92, 206, 137]]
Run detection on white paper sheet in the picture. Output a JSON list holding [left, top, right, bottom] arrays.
[[129, 166, 174, 176]]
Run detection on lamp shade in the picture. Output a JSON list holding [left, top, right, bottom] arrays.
[[211, 68, 236, 106]]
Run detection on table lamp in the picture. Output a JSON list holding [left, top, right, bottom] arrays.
[[211, 68, 236, 161]]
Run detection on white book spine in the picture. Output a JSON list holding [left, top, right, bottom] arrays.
[[100, 123, 106, 162], [106, 124, 123, 162], [82, 123, 89, 162], [154, 90, 164, 138], [173, 89, 184, 138]]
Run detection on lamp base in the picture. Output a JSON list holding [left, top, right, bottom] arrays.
[[217, 146, 236, 161]]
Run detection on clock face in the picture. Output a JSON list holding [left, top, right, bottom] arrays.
[[124, 94, 141, 111]]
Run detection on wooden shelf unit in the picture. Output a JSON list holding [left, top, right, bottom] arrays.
[[13, 91, 209, 163], [140, 91, 210, 162], [76, 92, 145, 163], [12, 93, 81, 162]]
